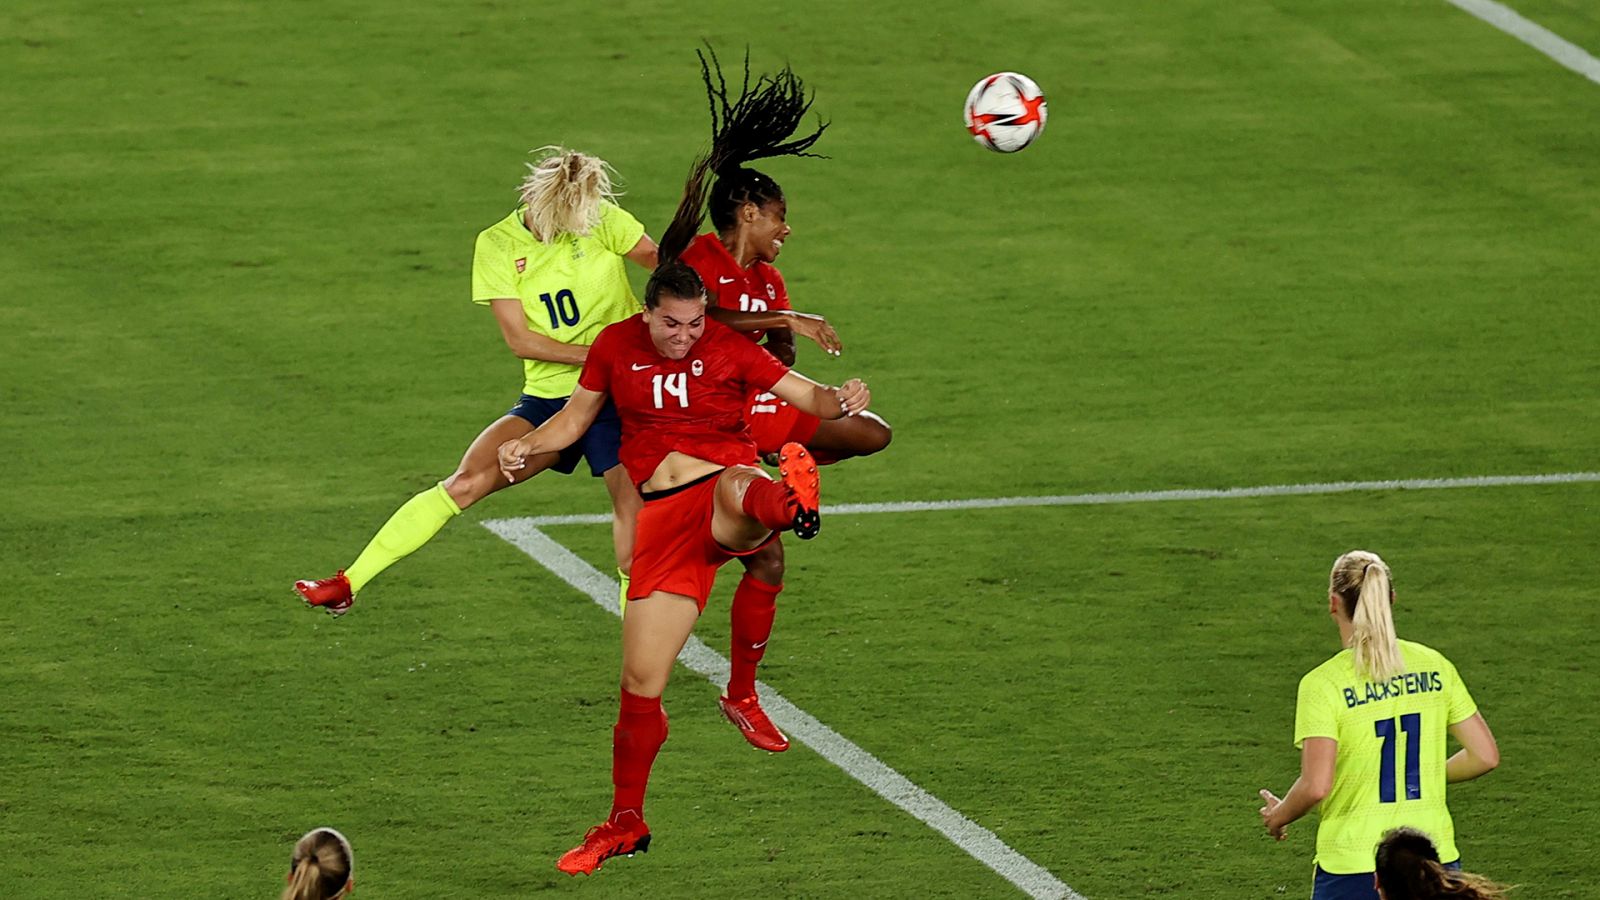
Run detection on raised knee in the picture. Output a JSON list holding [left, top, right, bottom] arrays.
[[747, 556, 785, 584], [743, 540, 785, 583], [866, 418, 892, 453]]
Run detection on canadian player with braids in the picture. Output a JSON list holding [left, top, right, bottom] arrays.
[[1374, 828, 1511, 900], [292, 148, 657, 616], [1257, 551, 1501, 900], [495, 54, 868, 877], [677, 49, 893, 753]]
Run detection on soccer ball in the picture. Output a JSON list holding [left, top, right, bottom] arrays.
[[964, 72, 1047, 153]]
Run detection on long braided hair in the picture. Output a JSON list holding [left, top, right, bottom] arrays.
[[645, 48, 828, 308]]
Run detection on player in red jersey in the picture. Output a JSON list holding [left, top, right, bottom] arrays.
[[677, 151, 892, 755], [498, 270, 867, 874], [495, 51, 861, 877]]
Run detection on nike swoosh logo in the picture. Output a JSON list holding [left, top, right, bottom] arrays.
[[751, 640, 768, 649], [631, 363, 654, 371], [718, 276, 736, 284]]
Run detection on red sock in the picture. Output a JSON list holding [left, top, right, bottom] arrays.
[[728, 574, 782, 700], [741, 477, 795, 530], [610, 689, 668, 822]]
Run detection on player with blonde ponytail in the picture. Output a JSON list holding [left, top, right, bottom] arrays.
[[282, 827, 353, 900], [1257, 551, 1501, 900], [293, 146, 659, 615]]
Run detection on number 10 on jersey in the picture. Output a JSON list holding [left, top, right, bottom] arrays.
[[653, 372, 688, 408]]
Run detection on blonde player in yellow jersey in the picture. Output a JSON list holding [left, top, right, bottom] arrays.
[[294, 148, 658, 614], [1258, 550, 1501, 900]]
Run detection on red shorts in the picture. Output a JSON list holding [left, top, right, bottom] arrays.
[[746, 391, 821, 456], [629, 470, 775, 612]]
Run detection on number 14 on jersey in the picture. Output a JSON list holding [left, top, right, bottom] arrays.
[[652, 372, 688, 409]]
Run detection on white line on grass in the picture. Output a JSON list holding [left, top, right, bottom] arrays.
[[492, 471, 1600, 528], [480, 517, 1082, 900], [1446, 0, 1600, 86]]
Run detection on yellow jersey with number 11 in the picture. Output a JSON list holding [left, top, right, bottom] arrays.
[[1294, 640, 1479, 874]]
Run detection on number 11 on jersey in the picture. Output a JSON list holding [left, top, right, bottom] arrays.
[[652, 372, 688, 409], [1375, 713, 1422, 803]]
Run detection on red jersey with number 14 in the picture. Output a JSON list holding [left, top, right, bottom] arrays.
[[678, 232, 791, 343], [579, 314, 791, 485]]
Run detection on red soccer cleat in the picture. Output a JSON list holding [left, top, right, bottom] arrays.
[[294, 571, 354, 616], [556, 811, 651, 876], [777, 442, 820, 540], [719, 693, 790, 753]]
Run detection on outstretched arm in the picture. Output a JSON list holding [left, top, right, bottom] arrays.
[[1446, 714, 1500, 783], [491, 299, 589, 366], [625, 234, 659, 269], [1259, 737, 1336, 841], [497, 387, 607, 481], [767, 371, 870, 421], [707, 306, 842, 357]]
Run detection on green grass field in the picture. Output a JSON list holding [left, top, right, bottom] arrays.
[[3, 0, 1598, 896]]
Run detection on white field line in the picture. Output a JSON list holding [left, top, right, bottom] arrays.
[[480, 517, 1082, 900], [489, 471, 1600, 529], [1446, 0, 1600, 86]]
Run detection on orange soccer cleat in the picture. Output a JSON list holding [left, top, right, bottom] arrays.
[[556, 811, 652, 876], [294, 571, 354, 616], [777, 442, 820, 540], [718, 693, 790, 753]]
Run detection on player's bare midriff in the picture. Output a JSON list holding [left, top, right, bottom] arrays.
[[642, 451, 726, 493]]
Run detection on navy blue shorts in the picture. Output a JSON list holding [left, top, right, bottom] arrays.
[[1312, 861, 1460, 900], [506, 394, 622, 478]]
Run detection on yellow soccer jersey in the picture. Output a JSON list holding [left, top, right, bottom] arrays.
[[1294, 640, 1479, 874], [471, 201, 646, 397]]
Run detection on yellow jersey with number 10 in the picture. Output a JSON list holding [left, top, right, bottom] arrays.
[[1294, 640, 1479, 874], [471, 202, 645, 398]]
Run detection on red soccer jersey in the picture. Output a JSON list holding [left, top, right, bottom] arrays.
[[678, 232, 791, 343], [580, 314, 791, 485]]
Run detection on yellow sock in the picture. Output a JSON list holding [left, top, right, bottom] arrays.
[[345, 484, 462, 594], [617, 567, 630, 618]]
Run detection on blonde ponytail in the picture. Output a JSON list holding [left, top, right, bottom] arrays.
[[282, 856, 321, 900], [1330, 551, 1404, 682], [518, 146, 620, 243], [282, 827, 353, 900]]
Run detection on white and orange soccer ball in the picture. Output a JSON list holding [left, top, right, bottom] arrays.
[[964, 72, 1047, 153]]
